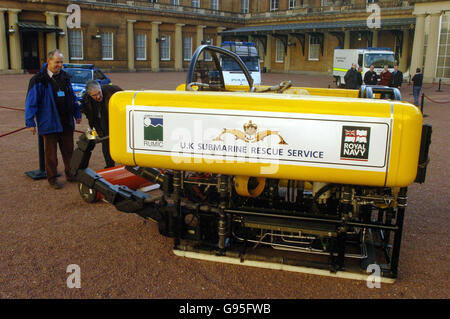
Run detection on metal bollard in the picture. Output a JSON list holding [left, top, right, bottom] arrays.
[[25, 135, 47, 180], [437, 78, 442, 92]]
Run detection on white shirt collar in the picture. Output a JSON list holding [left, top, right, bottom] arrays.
[[47, 69, 54, 78]]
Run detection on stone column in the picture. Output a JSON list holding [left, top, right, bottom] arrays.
[[0, 9, 9, 70], [423, 12, 441, 83], [284, 35, 291, 73], [8, 9, 21, 71], [216, 27, 225, 47], [264, 35, 272, 71], [196, 25, 205, 48], [174, 23, 184, 71], [57, 13, 69, 61], [151, 21, 161, 72], [372, 30, 378, 47], [344, 31, 350, 49], [410, 13, 426, 76], [196, 25, 206, 60], [399, 29, 410, 72], [45, 12, 57, 52], [127, 19, 136, 72]]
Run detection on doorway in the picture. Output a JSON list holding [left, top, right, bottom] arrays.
[[22, 31, 40, 73]]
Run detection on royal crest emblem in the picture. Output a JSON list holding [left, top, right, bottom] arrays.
[[213, 121, 287, 145]]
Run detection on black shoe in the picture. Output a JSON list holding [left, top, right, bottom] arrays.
[[66, 176, 77, 183], [49, 181, 63, 189]]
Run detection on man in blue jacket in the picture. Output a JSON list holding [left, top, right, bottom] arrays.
[[25, 50, 82, 189]]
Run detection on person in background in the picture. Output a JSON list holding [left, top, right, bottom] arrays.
[[81, 80, 123, 168], [412, 68, 423, 106], [25, 49, 82, 189], [357, 66, 363, 89], [344, 63, 359, 89], [389, 65, 403, 89], [364, 64, 378, 85], [379, 65, 392, 86]]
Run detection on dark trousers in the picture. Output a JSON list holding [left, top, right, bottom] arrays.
[[413, 86, 421, 106], [101, 138, 115, 168], [42, 129, 74, 183]]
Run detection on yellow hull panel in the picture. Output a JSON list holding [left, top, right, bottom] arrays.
[[109, 90, 422, 187]]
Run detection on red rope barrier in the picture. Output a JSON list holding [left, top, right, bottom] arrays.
[[0, 105, 25, 111], [424, 95, 450, 104], [1, 105, 85, 134], [0, 126, 27, 138]]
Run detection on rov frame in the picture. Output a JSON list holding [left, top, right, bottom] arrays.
[[71, 45, 432, 282]]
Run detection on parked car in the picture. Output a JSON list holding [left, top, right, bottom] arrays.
[[62, 64, 111, 101]]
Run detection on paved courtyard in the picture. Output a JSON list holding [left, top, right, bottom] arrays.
[[0, 71, 448, 298]]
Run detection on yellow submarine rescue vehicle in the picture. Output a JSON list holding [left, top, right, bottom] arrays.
[[71, 45, 432, 282]]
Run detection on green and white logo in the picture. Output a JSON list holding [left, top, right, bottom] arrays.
[[143, 115, 163, 147]]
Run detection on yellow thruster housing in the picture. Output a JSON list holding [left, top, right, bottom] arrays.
[[109, 90, 423, 188]]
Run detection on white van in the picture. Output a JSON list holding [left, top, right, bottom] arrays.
[[333, 48, 396, 87], [220, 41, 261, 86]]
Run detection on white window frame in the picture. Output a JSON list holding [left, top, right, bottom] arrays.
[[275, 38, 284, 63], [183, 36, 192, 61], [270, 0, 279, 11], [171, 0, 179, 5], [136, 33, 147, 61], [204, 38, 213, 61], [160, 35, 171, 61], [69, 30, 83, 60], [289, 0, 296, 9], [192, 0, 200, 8], [211, 0, 219, 11], [308, 35, 320, 61], [241, 0, 249, 13], [101, 32, 114, 61]]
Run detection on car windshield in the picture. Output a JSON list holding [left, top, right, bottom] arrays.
[[364, 53, 395, 68], [221, 56, 260, 72], [64, 69, 92, 84]]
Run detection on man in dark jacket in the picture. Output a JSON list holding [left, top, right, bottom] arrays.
[[81, 81, 122, 168], [379, 65, 392, 86], [344, 63, 359, 89], [357, 66, 363, 89], [25, 49, 82, 189], [364, 64, 378, 85], [389, 65, 403, 88]]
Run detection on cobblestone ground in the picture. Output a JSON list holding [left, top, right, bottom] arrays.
[[0, 71, 448, 298]]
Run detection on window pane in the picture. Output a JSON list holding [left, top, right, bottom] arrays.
[[211, 0, 218, 10], [204, 38, 213, 61], [241, 0, 249, 13], [161, 36, 170, 61], [136, 34, 146, 60], [101, 32, 113, 60], [309, 36, 320, 61], [183, 37, 192, 61], [69, 30, 83, 59], [276, 39, 284, 62], [444, 67, 450, 78], [270, 0, 278, 11]]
